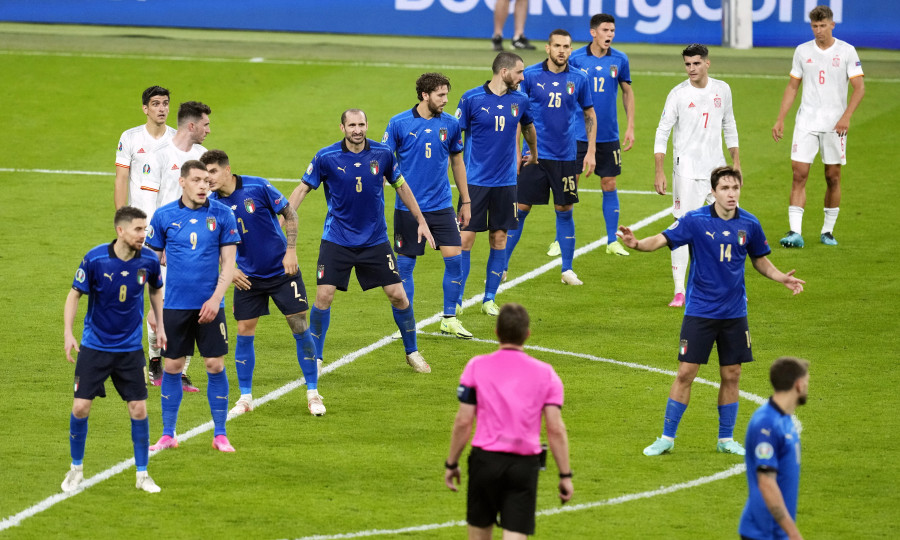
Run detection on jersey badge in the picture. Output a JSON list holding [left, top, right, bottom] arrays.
[[243, 198, 256, 214], [754, 442, 774, 460], [738, 230, 747, 246], [354, 162, 361, 168], [439, 128, 447, 142], [170, 163, 179, 171], [306, 162, 313, 175], [381, 132, 389, 143], [832, 56, 840, 67], [455, 107, 462, 119], [317, 264, 325, 279], [142, 164, 151, 174], [121, 270, 129, 277], [688, 102, 696, 108], [425, 128, 433, 133], [147, 225, 154, 239], [206, 217, 217, 232], [714, 97, 722, 108], [75, 268, 86, 283], [673, 199, 681, 210], [511, 103, 519, 117], [566, 81, 575, 95], [496, 105, 503, 110], [370, 160, 380, 176], [667, 220, 680, 230], [137, 148, 146, 154], [137, 268, 148, 285], [610, 65, 618, 78], [118, 141, 123, 151], [679, 339, 688, 355]]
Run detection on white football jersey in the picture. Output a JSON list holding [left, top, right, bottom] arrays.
[[654, 78, 739, 179], [153, 142, 208, 208], [791, 39, 863, 132], [115, 124, 177, 216]]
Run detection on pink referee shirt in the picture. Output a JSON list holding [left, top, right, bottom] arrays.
[[459, 348, 564, 456]]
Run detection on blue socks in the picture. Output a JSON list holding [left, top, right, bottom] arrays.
[[443, 254, 462, 316], [556, 209, 575, 272], [160, 371, 183, 437], [392, 304, 417, 354], [235, 335, 256, 395], [397, 255, 416, 309], [458, 250, 471, 306], [69, 414, 88, 465], [132, 417, 150, 472], [718, 402, 739, 440], [294, 329, 318, 391], [310, 305, 331, 360], [504, 209, 529, 267], [662, 398, 688, 439], [484, 248, 506, 302], [602, 189, 620, 243], [207, 370, 229, 437]]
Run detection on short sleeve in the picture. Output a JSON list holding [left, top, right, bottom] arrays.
[[577, 75, 593, 110], [218, 206, 241, 245], [750, 420, 781, 471], [789, 46, 803, 79], [662, 215, 692, 250], [747, 219, 771, 258], [619, 55, 632, 85], [302, 153, 323, 190], [455, 97, 469, 131], [146, 211, 165, 251], [449, 119, 464, 154], [264, 181, 288, 215], [147, 252, 164, 289], [72, 256, 91, 294], [115, 131, 131, 168], [847, 46, 864, 79], [545, 367, 564, 408]]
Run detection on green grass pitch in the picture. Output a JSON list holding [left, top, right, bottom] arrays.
[[0, 23, 898, 539]]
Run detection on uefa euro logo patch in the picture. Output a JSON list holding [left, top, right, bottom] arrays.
[[755, 442, 774, 460], [75, 268, 86, 283]]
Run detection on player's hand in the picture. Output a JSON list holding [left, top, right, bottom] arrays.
[[616, 226, 638, 249], [582, 153, 596, 178], [64, 334, 80, 363], [418, 222, 436, 250], [233, 268, 252, 291], [833, 117, 850, 137], [558, 477, 573, 503], [155, 324, 168, 351], [198, 297, 221, 324], [147, 311, 158, 333], [654, 171, 668, 195], [782, 269, 805, 295], [283, 248, 299, 276], [622, 128, 635, 152], [457, 203, 471, 230], [444, 467, 461, 492], [159, 250, 167, 267], [772, 120, 785, 142]]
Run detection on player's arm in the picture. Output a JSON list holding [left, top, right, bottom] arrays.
[[289, 182, 313, 212], [395, 180, 436, 249], [449, 152, 471, 229], [199, 244, 237, 324], [728, 146, 741, 173], [750, 255, 804, 295], [521, 122, 538, 166], [773, 77, 801, 142], [835, 76, 865, 136], [114, 166, 130, 209], [582, 106, 597, 177], [620, 81, 635, 151], [279, 204, 300, 276], [63, 288, 83, 363], [758, 469, 804, 540], [616, 227, 668, 252], [653, 152, 668, 195], [444, 402, 475, 492], [148, 284, 167, 351], [544, 404, 573, 503]]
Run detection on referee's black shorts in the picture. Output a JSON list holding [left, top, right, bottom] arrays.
[[466, 447, 541, 535]]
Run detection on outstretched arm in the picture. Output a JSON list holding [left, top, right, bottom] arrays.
[[617, 228, 668, 252], [751, 255, 804, 295]]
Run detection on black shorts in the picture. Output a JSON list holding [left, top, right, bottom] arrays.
[[163, 308, 229, 359], [317, 239, 401, 292], [393, 207, 460, 257], [466, 447, 540, 535], [517, 159, 579, 206], [73, 346, 148, 402], [678, 315, 753, 366], [576, 140, 622, 178], [233, 272, 309, 321], [462, 185, 518, 233]]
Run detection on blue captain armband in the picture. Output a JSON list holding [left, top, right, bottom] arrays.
[[457, 384, 476, 404]]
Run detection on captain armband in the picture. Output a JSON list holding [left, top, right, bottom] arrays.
[[457, 384, 477, 404], [390, 176, 406, 190]]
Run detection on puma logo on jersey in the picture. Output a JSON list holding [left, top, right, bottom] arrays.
[[536, 82, 545, 90], [103, 273, 114, 281], [337, 166, 347, 173], [480, 106, 491, 114], [706, 231, 716, 239], [409, 131, 419, 138]]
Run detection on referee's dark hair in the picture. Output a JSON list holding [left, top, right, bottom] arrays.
[[114, 205, 147, 225], [770, 357, 810, 392], [496, 303, 530, 346]]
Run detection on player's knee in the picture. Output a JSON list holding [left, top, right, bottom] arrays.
[[204, 357, 225, 373], [71, 400, 91, 418], [286, 312, 309, 334], [127, 400, 148, 420]]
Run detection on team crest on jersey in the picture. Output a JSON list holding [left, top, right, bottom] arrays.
[[673, 199, 681, 211], [244, 198, 256, 214], [610, 65, 618, 78], [714, 97, 722, 108], [738, 230, 747, 246], [511, 103, 519, 117], [136, 268, 148, 285], [75, 268, 86, 283], [832, 56, 840, 67], [370, 160, 379, 175], [679, 339, 688, 355], [142, 164, 151, 174], [395, 233, 404, 249], [439, 128, 447, 142], [306, 162, 313, 175], [206, 217, 217, 232], [566, 81, 575, 95], [317, 264, 325, 279]]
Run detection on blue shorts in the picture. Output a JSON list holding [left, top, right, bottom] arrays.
[[317, 239, 401, 292], [517, 159, 579, 206], [233, 272, 309, 321], [678, 315, 753, 366], [576, 140, 622, 178], [394, 207, 460, 256], [163, 308, 229, 359], [467, 447, 540, 535], [73, 346, 147, 402], [462, 185, 518, 233]]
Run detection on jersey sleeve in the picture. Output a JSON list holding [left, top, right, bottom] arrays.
[[382, 118, 400, 153], [577, 74, 593, 110], [722, 83, 739, 149], [789, 46, 803, 79], [218, 206, 241, 246], [455, 97, 469, 131], [264, 181, 289, 215], [385, 153, 403, 186], [847, 45, 864, 79], [115, 130, 132, 168], [545, 366, 564, 408], [146, 251, 164, 289], [146, 211, 166, 251], [449, 119, 464, 154], [72, 256, 91, 294], [661, 214, 692, 249], [747, 219, 771, 258], [654, 88, 679, 154], [619, 54, 633, 85], [302, 152, 324, 190], [749, 418, 781, 472], [519, 94, 534, 127]]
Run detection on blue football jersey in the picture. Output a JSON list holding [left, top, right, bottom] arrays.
[[520, 60, 593, 161], [302, 139, 401, 248], [455, 83, 533, 187], [147, 199, 240, 309], [739, 400, 802, 540], [383, 106, 463, 213], [72, 242, 163, 352], [569, 45, 632, 143], [662, 206, 771, 319], [210, 175, 289, 279]]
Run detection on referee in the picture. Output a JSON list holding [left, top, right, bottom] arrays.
[[445, 303, 572, 538]]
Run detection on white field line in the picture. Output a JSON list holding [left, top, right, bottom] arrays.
[[0, 207, 667, 531], [1, 50, 899, 83]]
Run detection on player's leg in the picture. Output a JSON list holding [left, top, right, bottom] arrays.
[[783, 127, 818, 247], [595, 141, 628, 256], [668, 174, 703, 304], [231, 317, 259, 415], [510, 0, 534, 49], [492, 0, 510, 50], [198, 310, 232, 451], [394, 208, 430, 313], [311, 240, 351, 363], [715, 318, 753, 455], [503, 202, 532, 269], [147, 269, 166, 386], [507, 161, 548, 267], [152, 309, 190, 450], [820, 131, 846, 245], [459, 231, 476, 311], [63, 345, 111, 491], [384, 281, 431, 373], [483, 186, 516, 314], [459, 185, 489, 311], [63, 389, 93, 492], [553, 162, 580, 281], [431, 209, 472, 339]]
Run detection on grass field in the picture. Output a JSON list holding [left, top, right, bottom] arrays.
[[1, 22, 899, 539]]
